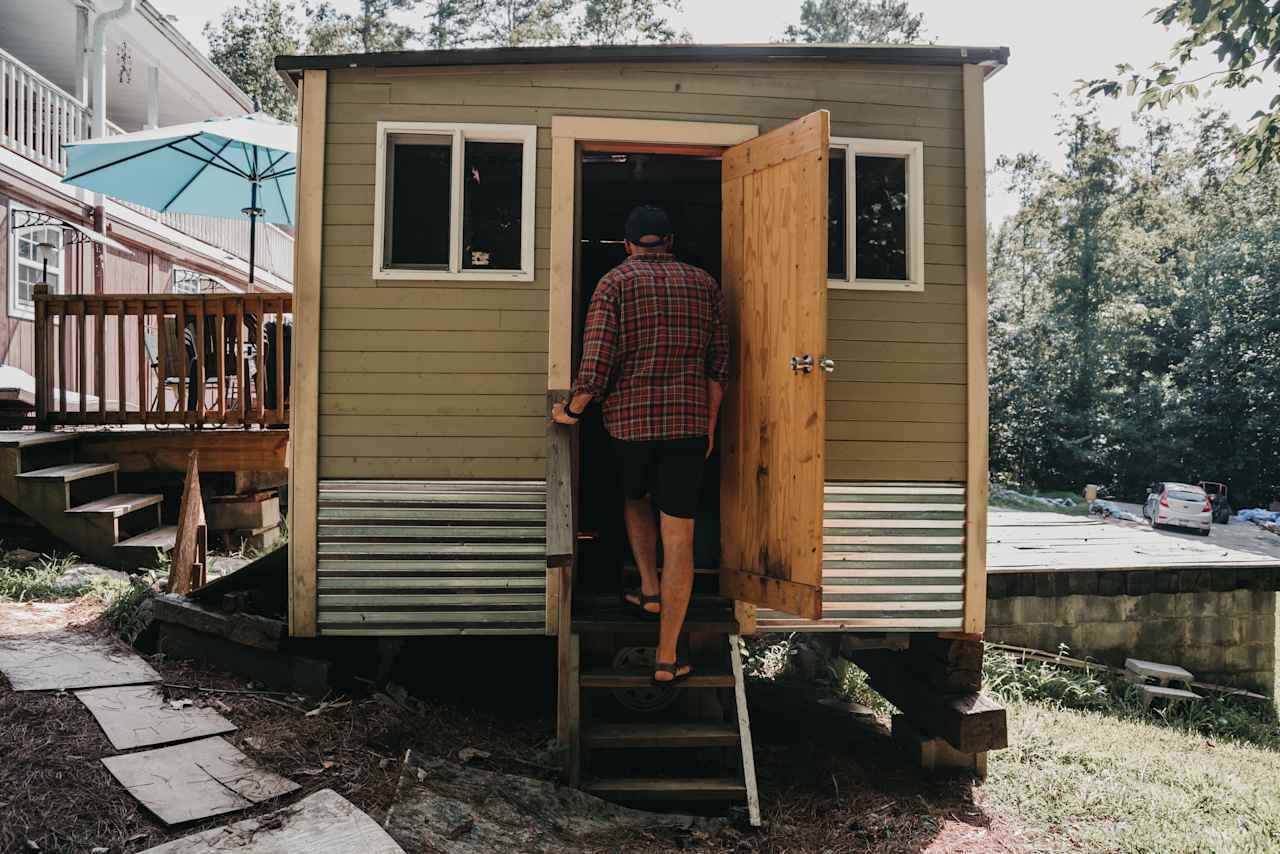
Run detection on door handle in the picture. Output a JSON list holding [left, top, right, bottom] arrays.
[[819, 356, 835, 374], [790, 355, 814, 374]]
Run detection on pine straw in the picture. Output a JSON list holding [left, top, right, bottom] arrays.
[[0, 604, 1023, 854]]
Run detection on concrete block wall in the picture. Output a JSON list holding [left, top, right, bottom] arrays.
[[986, 568, 1280, 695]]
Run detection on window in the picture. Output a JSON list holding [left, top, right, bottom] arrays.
[[827, 138, 924, 291], [8, 203, 65, 320], [374, 122, 537, 281]]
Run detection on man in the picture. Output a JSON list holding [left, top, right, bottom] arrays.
[[552, 205, 728, 686]]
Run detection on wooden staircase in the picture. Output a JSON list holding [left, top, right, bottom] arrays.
[[567, 593, 761, 826], [0, 431, 177, 568]]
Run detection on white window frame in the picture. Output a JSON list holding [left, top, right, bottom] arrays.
[[7, 201, 65, 321], [373, 121, 538, 282], [828, 137, 925, 293]]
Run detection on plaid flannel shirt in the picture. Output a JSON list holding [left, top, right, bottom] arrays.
[[572, 253, 729, 441]]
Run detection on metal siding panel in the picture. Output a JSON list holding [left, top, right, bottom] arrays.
[[757, 481, 966, 632], [315, 479, 548, 636]]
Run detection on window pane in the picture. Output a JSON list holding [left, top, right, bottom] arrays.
[[462, 141, 523, 271], [386, 134, 452, 268], [18, 237, 31, 260], [828, 147, 847, 280], [855, 154, 909, 281]]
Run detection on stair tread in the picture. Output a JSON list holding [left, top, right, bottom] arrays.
[[584, 721, 741, 748], [67, 493, 164, 517], [0, 431, 77, 448], [583, 777, 746, 799], [17, 462, 118, 481], [115, 525, 179, 551], [580, 667, 735, 688], [572, 603, 738, 634]]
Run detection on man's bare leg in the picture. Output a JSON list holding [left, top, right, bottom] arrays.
[[622, 496, 660, 615], [655, 511, 695, 681]]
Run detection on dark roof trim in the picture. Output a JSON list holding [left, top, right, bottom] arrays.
[[275, 43, 1010, 76]]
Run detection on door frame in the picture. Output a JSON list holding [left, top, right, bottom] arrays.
[[546, 116, 759, 394]]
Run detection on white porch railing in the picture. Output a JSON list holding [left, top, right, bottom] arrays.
[[0, 46, 87, 173], [0, 45, 293, 285]]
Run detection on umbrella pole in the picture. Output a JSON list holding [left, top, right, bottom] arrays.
[[248, 178, 259, 287]]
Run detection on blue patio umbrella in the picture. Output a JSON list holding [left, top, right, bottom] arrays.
[[60, 112, 296, 284]]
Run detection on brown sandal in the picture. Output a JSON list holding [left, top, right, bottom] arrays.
[[622, 588, 661, 620]]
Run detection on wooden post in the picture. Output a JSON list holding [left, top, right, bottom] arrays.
[[168, 450, 208, 596], [288, 68, 328, 638], [33, 285, 48, 427], [962, 64, 990, 635]]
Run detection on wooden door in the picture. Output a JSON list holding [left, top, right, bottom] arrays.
[[719, 111, 830, 620]]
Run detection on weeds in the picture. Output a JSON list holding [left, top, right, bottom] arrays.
[[0, 553, 80, 601], [984, 645, 1280, 750], [102, 577, 155, 644]]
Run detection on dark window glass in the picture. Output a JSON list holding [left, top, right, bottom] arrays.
[[828, 147, 847, 280], [462, 141, 524, 271], [386, 134, 451, 268], [854, 154, 908, 281]]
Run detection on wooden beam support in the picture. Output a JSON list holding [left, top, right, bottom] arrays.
[[289, 68, 328, 639], [962, 64, 990, 636], [75, 431, 288, 473], [852, 648, 1007, 754]]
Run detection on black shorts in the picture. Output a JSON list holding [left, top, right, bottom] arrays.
[[611, 436, 708, 519]]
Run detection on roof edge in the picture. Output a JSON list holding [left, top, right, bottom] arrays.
[[275, 42, 1010, 76]]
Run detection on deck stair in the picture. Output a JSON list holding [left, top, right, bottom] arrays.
[[568, 592, 761, 826], [0, 431, 176, 568]]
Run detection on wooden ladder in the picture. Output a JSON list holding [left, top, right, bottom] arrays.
[[565, 594, 761, 826], [0, 431, 177, 567]]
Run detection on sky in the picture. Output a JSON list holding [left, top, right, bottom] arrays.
[[160, 0, 1270, 222]]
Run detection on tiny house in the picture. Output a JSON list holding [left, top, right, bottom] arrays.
[[276, 43, 1008, 808]]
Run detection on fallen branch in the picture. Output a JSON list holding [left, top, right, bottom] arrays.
[[162, 682, 308, 713], [986, 642, 1270, 701]]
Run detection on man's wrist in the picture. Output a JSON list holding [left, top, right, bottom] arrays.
[[566, 399, 586, 418]]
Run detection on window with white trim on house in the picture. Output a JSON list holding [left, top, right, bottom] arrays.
[[374, 122, 538, 281], [8, 203, 65, 320], [172, 267, 227, 294], [827, 137, 925, 292]]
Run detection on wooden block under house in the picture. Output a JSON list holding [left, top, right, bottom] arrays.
[[207, 493, 280, 532], [221, 524, 283, 553]]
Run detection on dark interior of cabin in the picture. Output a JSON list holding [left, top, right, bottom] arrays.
[[574, 150, 724, 594]]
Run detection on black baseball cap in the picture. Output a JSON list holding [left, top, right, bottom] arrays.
[[625, 205, 673, 247]]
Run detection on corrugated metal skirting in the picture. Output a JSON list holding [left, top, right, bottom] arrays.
[[756, 482, 966, 632], [316, 480, 547, 636]]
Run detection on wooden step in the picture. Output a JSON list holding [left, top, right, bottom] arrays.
[[572, 607, 739, 635], [583, 722, 741, 749], [67, 493, 164, 518], [0, 431, 77, 448], [579, 667, 735, 689], [621, 563, 719, 577], [583, 777, 747, 801], [115, 525, 178, 552], [17, 462, 118, 482]]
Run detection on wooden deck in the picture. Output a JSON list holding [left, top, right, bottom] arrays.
[[988, 509, 1280, 573]]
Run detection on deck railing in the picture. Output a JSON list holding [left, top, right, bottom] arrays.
[[33, 286, 291, 428]]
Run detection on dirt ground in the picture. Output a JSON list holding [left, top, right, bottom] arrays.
[[0, 597, 1027, 854]]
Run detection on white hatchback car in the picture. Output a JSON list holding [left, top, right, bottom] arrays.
[[1143, 482, 1212, 535]]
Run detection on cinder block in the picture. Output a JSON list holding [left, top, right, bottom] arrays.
[[1211, 569, 1238, 593], [1240, 615, 1275, 646], [1012, 573, 1038, 597], [1098, 572, 1124, 597], [987, 575, 1008, 600], [1154, 571, 1177, 594], [1078, 622, 1135, 657], [1067, 572, 1099, 596], [1034, 573, 1055, 598], [985, 598, 1012, 626], [1126, 572, 1156, 597]]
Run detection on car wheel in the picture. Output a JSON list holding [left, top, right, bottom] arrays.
[[1196, 528, 1211, 537]]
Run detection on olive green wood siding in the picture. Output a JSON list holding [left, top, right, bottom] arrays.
[[318, 61, 967, 480]]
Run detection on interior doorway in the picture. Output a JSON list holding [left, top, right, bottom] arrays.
[[573, 147, 724, 591]]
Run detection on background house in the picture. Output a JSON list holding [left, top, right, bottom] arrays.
[[0, 0, 294, 411]]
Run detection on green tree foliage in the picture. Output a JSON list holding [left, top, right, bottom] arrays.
[[302, 0, 422, 53], [475, 0, 576, 46], [990, 108, 1280, 506], [204, 0, 303, 120], [1079, 1, 1280, 170], [781, 0, 924, 44], [574, 0, 687, 45]]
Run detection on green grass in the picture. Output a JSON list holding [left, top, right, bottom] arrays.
[[984, 647, 1280, 851], [988, 701, 1280, 852], [990, 485, 1092, 517]]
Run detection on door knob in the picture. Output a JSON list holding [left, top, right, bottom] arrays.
[[819, 356, 835, 374], [790, 355, 814, 373]]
